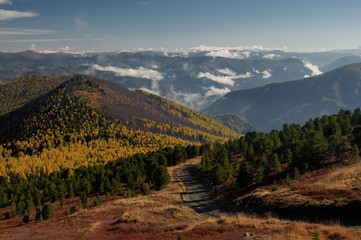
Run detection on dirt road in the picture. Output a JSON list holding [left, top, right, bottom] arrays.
[[172, 157, 223, 218]]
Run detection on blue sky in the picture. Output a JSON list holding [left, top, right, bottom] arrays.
[[1, 0, 361, 52]]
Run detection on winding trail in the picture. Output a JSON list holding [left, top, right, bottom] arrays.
[[172, 157, 224, 218]]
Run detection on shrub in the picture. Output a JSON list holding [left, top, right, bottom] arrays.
[[69, 206, 77, 215], [293, 167, 300, 179], [81, 191, 88, 205], [93, 196, 103, 207], [78, 199, 83, 210], [23, 214, 30, 223], [177, 233, 185, 240], [312, 229, 320, 240], [5, 209, 10, 219], [35, 207, 43, 221], [42, 203, 55, 220], [141, 183, 151, 196]]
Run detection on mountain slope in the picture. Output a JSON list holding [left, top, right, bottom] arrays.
[[204, 63, 361, 132], [321, 55, 361, 72], [0, 74, 239, 177], [0, 74, 70, 116], [56, 75, 240, 142], [213, 113, 254, 134]]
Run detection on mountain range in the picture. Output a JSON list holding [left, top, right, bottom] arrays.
[[204, 63, 361, 132], [1, 47, 360, 110]]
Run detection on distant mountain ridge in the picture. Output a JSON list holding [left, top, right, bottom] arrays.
[[0, 50, 319, 110], [204, 63, 361, 132]]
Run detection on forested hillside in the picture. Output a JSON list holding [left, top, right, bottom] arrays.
[[0, 74, 70, 116], [0, 74, 218, 225], [0, 74, 239, 178], [203, 109, 361, 188], [64, 75, 240, 141], [200, 109, 361, 220]]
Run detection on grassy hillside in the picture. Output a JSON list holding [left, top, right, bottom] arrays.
[[204, 63, 361, 132]]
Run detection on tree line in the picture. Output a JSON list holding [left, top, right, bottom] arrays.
[[201, 109, 361, 189]]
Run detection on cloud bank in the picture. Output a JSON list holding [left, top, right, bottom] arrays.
[[263, 53, 275, 59], [197, 72, 235, 86], [197, 68, 252, 86], [303, 61, 322, 76], [0, 9, 37, 20], [91, 64, 164, 81], [261, 69, 272, 79], [205, 86, 231, 96], [205, 49, 243, 59]]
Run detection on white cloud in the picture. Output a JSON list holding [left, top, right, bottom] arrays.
[[263, 53, 275, 59], [198, 69, 252, 86], [217, 68, 236, 76], [197, 72, 236, 86], [253, 68, 260, 74], [205, 86, 231, 96], [303, 61, 322, 76], [206, 49, 242, 59], [190, 45, 288, 53], [242, 51, 251, 58], [0, 0, 12, 5], [0, 28, 55, 35], [91, 64, 164, 81], [261, 70, 272, 79], [236, 72, 252, 78], [141, 85, 205, 110], [60, 46, 70, 51], [0, 9, 38, 20]]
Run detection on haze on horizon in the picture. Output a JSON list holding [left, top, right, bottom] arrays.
[[0, 0, 361, 53]]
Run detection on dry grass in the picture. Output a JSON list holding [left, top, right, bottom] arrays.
[[314, 160, 361, 190], [238, 159, 361, 208], [219, 213, 360, 240]]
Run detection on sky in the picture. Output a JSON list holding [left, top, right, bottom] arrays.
[[1, 0, 361, 53]]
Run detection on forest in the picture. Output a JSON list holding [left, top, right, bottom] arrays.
[[201, 109, 361, 189], [0, 84, 197, 178], [0, 143, 200, 222]]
